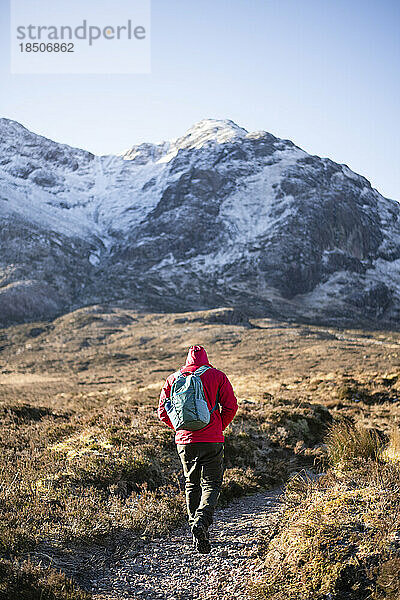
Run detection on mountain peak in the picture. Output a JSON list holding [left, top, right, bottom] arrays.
[[173, 118, 248, 151], [121, 119, 248, 163]]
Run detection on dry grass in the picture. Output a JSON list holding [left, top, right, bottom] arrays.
[[382, 428, 400, 465], [0, 559, 91, 599], [325, 420, 382, 468], [250, 423, 400, 600]]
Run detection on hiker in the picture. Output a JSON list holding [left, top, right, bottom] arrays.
[[158, 345, 238, 554]]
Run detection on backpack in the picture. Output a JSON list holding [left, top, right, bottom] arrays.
[[165, 365, 219, 431]]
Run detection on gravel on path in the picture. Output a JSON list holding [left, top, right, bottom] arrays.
[[91, 487, 283, 600]]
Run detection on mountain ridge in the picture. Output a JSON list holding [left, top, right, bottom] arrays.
[[0, 117, 399, 327]]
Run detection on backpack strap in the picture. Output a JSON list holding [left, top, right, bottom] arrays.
[[193, 365, 211, 377]]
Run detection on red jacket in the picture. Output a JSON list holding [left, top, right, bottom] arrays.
[[158, 345, 238, 444]]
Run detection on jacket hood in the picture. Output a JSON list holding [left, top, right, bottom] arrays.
[[185, 345, 210, 367]]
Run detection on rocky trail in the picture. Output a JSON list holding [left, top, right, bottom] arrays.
[[91, 487, 283, 600]]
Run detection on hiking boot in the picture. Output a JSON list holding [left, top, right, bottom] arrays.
[[191, 530, 209, 548], [191, 522, 211, 554]]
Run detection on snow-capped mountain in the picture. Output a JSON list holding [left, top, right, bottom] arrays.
[[0, 117, 399, 327]]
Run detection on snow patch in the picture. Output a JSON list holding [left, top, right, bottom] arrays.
[[89, 253, 100, 266], [218, 148, 306, 244]]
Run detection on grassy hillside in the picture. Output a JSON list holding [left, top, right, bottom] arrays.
[[0, 306, 399, 598], [251, 424, 400, 600]]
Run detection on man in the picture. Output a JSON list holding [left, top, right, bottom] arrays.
[[158, 345, 238, 554]]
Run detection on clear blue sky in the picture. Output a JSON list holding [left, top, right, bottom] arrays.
[[1, 0, 399, 200]]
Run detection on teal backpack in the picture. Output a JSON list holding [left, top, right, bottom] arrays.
[[165, 366, 219, 431]]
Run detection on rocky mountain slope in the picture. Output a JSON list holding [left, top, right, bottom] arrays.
[[0, 117, 399, 327]]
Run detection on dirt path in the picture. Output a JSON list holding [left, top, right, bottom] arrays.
[[91, 487, 283, 600], [0, 373, 64, 385]]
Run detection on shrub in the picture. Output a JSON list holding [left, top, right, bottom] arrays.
[[219, 467, 261, 504], [0, 559, 91, 600], [325, 421, 383, 469], [50, 430, 165, 490], [108, 485, 186, 537], [250, 462, 400, 600], [381, 427, 400, 464]]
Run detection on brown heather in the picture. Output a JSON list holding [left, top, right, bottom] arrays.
[[250, 438, 400, 600]]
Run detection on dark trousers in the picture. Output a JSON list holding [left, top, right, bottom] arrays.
[[176, 442, 224, 530]]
